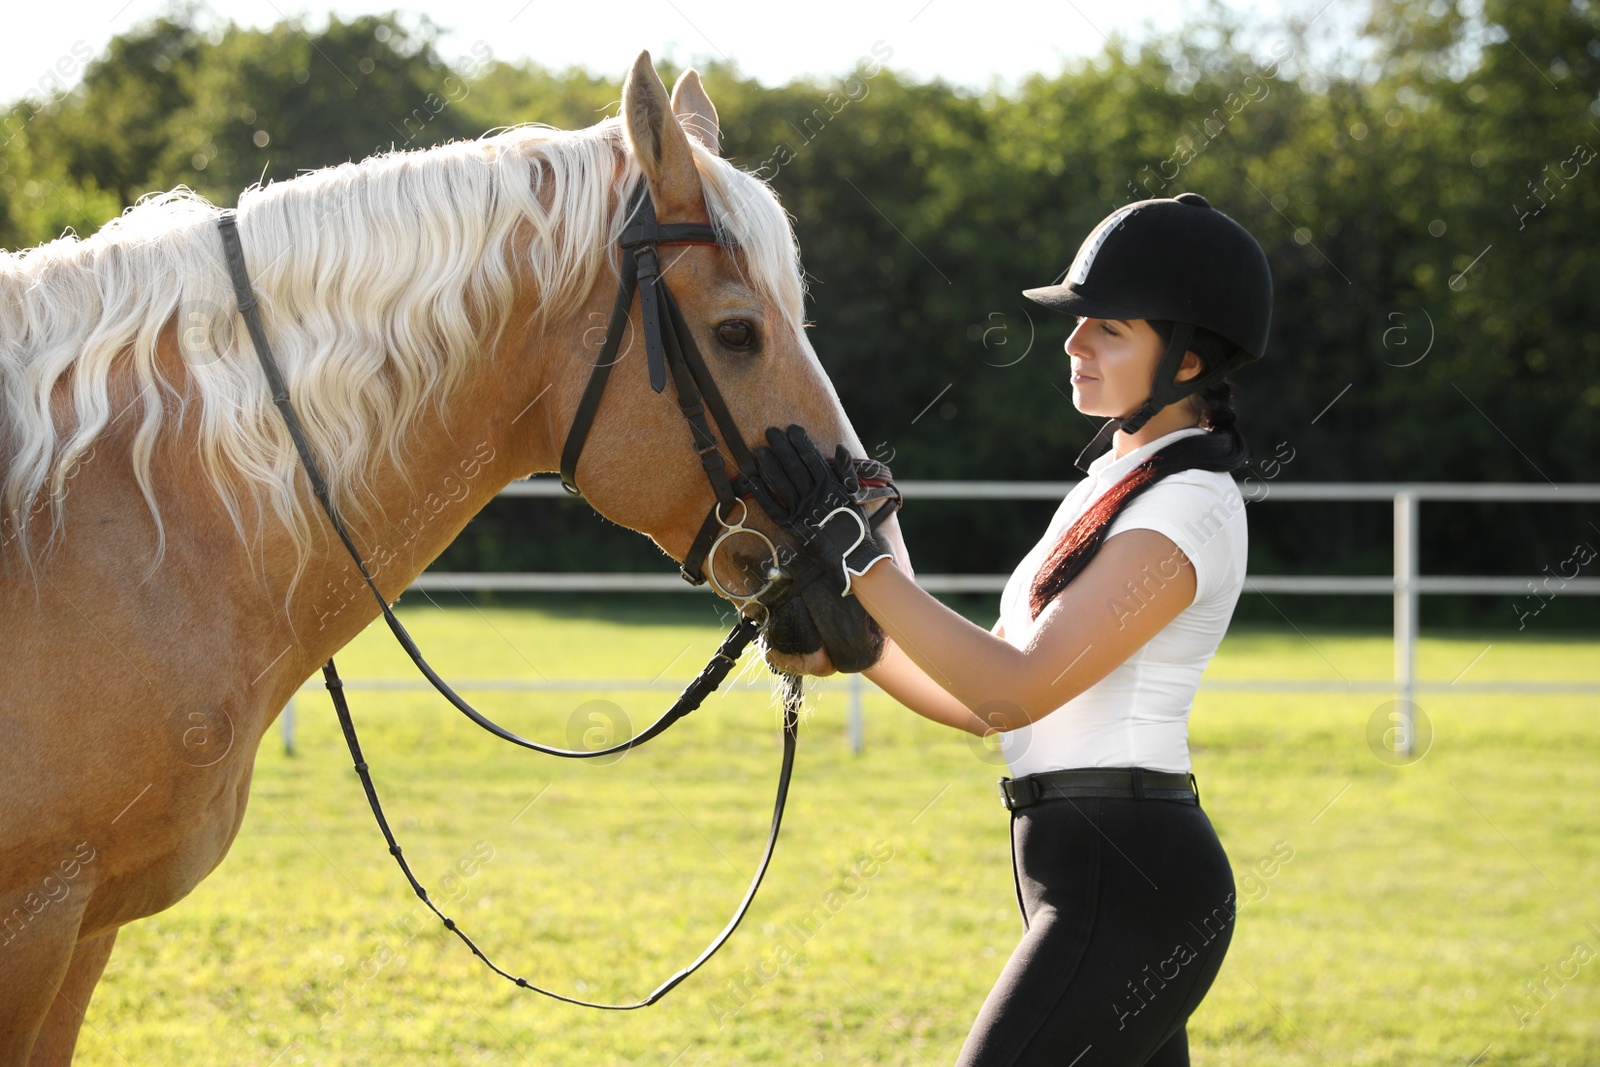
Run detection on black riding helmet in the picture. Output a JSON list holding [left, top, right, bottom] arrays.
[[1023, 192, 1272, 468]]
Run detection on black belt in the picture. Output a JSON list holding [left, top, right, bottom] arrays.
[[998, 768, 1200, 811]]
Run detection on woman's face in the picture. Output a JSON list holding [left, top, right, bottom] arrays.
[[1065, 316, 1166, 418]]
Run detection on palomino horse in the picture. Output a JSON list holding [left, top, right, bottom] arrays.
[[0, 53, 906, 1064]]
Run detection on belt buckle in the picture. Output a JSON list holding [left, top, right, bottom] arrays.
[[998, 776, 1040, 811]]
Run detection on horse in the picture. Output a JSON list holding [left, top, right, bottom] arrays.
[[0, 52, 907, 1065]]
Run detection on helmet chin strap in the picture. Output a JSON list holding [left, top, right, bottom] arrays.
[[1074, 321, 1196, 473]]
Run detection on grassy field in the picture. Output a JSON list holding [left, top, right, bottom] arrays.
[[74, 599, 1600, 1066]]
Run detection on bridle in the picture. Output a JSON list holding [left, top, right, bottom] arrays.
[[558, 185, 895, 611], [211, 179, 893, 1011], [558, 185, 787, 612]]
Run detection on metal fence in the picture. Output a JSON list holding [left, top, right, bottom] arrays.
[[283, 480, 1600, 755]]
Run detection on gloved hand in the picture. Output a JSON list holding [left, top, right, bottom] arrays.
[[753, 425, 895, 595]]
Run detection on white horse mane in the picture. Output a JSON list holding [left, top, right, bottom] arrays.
[[0, 119, 806, 582]]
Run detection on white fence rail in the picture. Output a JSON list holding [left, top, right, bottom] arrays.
[[282, 481, 1600, 755]]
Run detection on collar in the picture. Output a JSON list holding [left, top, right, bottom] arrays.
[[1085, 426, 1209, 485]]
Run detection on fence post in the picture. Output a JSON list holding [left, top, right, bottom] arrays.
[[1393, 490, 1418, 756], [847, 672, 864, 755]]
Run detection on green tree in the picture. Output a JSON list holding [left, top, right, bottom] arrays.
[[4, 3, 1594, 623], [19, 12, 479, 214]]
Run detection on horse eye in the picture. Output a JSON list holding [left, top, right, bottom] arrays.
[[716, 320, 757, 350]]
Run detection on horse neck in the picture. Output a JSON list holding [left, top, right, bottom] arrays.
[[268, 311, 564, 670]]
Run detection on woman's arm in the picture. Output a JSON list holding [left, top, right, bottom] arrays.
[[863, 638, 989, 735], [850, 529, 1196, 731]]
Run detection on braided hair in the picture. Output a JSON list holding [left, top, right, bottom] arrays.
[[1026, 321, 1249, 620]]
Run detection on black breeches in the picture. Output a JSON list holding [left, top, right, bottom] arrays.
[[956, 792, 1236, 1067]]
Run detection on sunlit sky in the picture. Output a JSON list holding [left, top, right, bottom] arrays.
[[4, 0, 1369, 107]]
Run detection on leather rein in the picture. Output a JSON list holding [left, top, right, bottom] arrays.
[[211, 185, 884, 1010]]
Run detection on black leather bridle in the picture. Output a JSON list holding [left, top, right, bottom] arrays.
[[209, 185, 832, 1011], [559, 186, 899, 610], [562, 186, 793, 610]]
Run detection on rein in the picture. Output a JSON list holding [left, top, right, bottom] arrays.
[[212, 188, 809, 1009]]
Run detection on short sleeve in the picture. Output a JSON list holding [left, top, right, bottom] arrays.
[[1104, 472, 1246, 606]]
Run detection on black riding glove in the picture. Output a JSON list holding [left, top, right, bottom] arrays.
[[753, 425, 895, 596]]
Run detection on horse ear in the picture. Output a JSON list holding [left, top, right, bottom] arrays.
[[670, 69, 720, 155], [622, 51, 703, 215]]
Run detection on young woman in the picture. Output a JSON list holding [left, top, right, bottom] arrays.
[[756, 192, 1272, 1066]]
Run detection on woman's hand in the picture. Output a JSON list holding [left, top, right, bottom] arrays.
[[753, 425, 896, 594]]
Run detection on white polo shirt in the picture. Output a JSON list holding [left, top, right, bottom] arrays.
[[996, 427, 1247, 776]]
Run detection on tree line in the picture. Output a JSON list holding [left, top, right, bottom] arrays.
[[3, 1, 1596, 627]]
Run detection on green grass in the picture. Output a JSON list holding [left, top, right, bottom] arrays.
[[76, 605, 1600, 1066]]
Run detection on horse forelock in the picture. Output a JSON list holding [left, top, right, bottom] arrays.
[[0, 118, 808, 589]]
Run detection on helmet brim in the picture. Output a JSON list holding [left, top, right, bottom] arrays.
[[1022, 284, 1142, 323]]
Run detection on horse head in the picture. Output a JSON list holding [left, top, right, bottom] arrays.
[[528, 53, 906, 675]]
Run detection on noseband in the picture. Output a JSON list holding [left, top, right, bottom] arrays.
[[558, 186, 895, 613]]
